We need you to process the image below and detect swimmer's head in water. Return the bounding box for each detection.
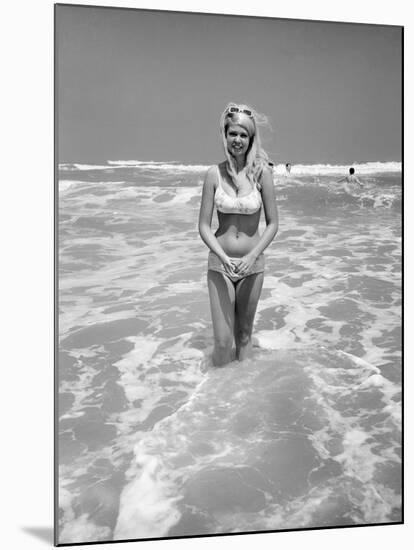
[285,163,291,172]
[349,167,355,174]
[219,102,271,187]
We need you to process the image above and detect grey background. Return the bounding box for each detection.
[56,5,402,164]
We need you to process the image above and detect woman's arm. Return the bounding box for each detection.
[249,166,279,258]
[198,166,228,261]
[233,167,278,275]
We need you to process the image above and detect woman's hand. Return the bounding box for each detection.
[232,252,257,276]
[221,255,239,278]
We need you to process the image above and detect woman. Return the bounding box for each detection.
[199,103,278,366]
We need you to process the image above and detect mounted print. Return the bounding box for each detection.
[55,3,403,545]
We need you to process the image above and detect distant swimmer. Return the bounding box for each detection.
[285,163,292,174]
[337,167,364,193]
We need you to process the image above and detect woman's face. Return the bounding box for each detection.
[226,123,251,159]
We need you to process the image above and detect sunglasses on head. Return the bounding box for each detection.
[227,106,253,117]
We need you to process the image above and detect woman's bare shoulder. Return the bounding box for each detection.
[204,165,220,187]
[206,164,220,175]
[259,165,274,187]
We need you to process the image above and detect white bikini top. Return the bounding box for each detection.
[214,165,262,215]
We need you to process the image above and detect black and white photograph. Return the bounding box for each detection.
[55,2,402,546]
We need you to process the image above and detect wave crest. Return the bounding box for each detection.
[59,160,401,175]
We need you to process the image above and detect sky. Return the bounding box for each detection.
[56,5,402,165]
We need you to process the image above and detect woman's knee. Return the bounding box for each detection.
[214,333,233,351]
[235,327,252,346]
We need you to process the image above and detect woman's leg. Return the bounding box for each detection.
[207,270,236,366]
[234,272,264,361]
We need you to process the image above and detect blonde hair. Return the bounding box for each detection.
[219,102,272,190]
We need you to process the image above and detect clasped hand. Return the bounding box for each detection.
[222,253,257,277]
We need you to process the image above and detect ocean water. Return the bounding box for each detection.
[57,161,402,544]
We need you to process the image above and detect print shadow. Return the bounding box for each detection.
[22,526,54,544]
